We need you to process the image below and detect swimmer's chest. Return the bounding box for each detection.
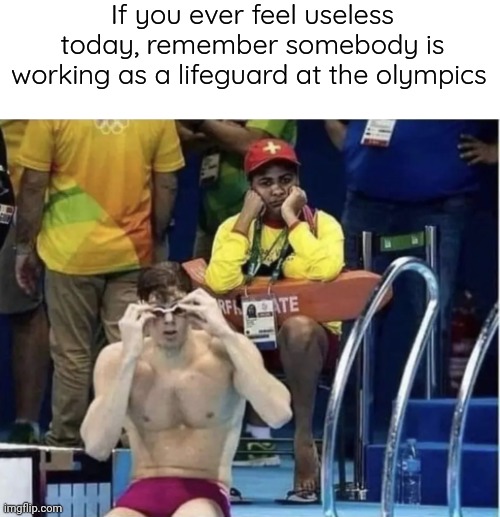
[128,357,235,430]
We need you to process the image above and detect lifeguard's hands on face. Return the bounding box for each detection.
[281,186,307,225]
[233,190,265,235]
[118,304,155,360]
[242,190,265,220]
[177,288,232,339]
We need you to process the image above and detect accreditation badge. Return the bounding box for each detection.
[200,151,220,185]
[361,119,396,147]
[241,295,278,350]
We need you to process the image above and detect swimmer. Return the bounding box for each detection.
[80,261,292,517]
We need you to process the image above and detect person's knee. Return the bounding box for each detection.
[279,316,323,353]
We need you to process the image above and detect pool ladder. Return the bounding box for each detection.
[322,254,498,517]
[321,256,440,517]
[447,302,498,517]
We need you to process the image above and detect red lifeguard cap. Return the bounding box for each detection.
[244,138,300,174]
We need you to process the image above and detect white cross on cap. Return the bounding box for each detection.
[263,141,281,154]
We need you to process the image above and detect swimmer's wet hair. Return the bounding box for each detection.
[137,262,192,303]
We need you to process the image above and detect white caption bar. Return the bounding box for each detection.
[0,0,498,118]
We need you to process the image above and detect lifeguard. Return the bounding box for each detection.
[203,138,344,503]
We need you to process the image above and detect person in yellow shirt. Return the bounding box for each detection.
[14,119,185,447]
[0,120,50,445]
[205,138,345,503]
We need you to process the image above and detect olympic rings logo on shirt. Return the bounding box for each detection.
[94,120,130,135]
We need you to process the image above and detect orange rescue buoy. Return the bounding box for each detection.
[182,259,392,330]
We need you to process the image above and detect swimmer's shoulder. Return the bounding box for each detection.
[199,329,254,372]
[91,342,127,384]
[95,340,151,374]
[192,329,233,366]
[95,341,124,367]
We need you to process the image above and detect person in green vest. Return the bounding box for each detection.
[178,120,297,471]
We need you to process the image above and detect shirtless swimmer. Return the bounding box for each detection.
[80,261,292,517]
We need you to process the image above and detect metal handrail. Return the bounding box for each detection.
[447,303,498,517]
[380,260,439,516]
[357,231,374,498]
[425,225,438,398]
[321,256,439,517]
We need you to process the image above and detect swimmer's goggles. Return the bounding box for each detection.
[147,301,186,317]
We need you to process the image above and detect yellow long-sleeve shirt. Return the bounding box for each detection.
[205,210,345,334]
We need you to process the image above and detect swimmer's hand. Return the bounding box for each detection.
[118,303,155,359]
[177,288,231,339]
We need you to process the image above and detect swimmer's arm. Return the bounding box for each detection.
[204,216,249,294]
[81,345,136,461]
[220,330,292,429]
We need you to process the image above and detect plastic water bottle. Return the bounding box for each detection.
[398,438,422,505]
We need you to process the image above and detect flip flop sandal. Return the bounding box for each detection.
[275,489,321,505]
[230,487,253,505]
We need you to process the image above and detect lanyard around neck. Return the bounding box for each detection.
[244,206,316,286]
[245,218,290,285]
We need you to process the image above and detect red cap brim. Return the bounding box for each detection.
[246,157,301,175]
